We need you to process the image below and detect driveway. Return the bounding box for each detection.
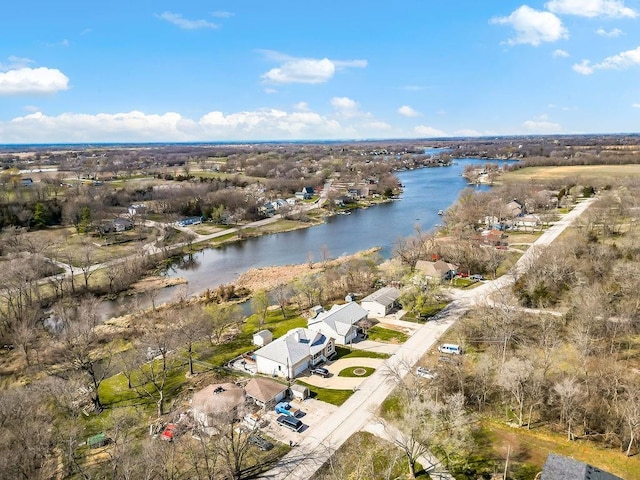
[297,357,385,390]
[259,397,338,447]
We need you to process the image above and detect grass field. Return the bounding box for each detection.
[500,164,640,183]
[470,419,640,480]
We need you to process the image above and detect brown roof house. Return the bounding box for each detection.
[192,382,246,435]
[415,260,458,280]
[244,377,288,409]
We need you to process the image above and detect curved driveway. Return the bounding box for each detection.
[259,198,595,480]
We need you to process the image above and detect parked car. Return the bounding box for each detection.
[275,401,300,417]
[470,274,485,281]
[438,343,463,355]
[310,367,330,378]
[161,423,178,442]
[249,434,274,451]
[276,415,304,432]
[457,272,469,278]
[416,367,437,379]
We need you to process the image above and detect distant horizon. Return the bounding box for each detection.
[3,1,640,143]
[2,132,640,152]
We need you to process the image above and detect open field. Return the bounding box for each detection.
[500,164,640,183]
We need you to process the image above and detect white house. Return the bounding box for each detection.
[360,286,401,317]
[308,302,368,345]
[513,214,541,231]
[254,328,334,379]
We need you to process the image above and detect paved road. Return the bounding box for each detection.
[259,197,595,480]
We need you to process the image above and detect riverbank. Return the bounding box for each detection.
[232,247,381,292]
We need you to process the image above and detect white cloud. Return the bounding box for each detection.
[574,46,640,74]
[632,103,640,108]
[553,49,570,57]
[260,51,367,84]
[398,105,421,117]
[0,109,357,142]
[523,119,562,132]
[414,125,447,137]
[331,96,358,110]
[597,27,624,37]
[0,67,69,95]
[157,12,219,30]
[1,56,34,70]
[546,0,637,18]
[211,11,234,18]
[491,6,568,46]
[293,102,310,111]
[573,60,594,74]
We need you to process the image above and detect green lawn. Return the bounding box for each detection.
[293,380,354,406]
[333,346,390,360]
[337,366,375,377]
[367,326,409,344]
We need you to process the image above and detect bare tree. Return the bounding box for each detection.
[178,305,209,376]
[54,297,112,413]
[553,377,585,441]
[135,321,180,417]
[251,290,270,330]
[205,303,243,345]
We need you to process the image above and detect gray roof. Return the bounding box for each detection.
[254,328,329,365]
[361,286,401,307]
[308,302,368,337]
[541,453,622,480]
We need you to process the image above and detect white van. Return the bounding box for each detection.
[438,343,463,355]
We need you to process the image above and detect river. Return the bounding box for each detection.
[102,158,499,318]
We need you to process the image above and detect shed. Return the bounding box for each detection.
[253,330,273,347]
[244,377,288,409]
[290,383,310,400]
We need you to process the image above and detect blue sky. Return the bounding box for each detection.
[1,0,640,143]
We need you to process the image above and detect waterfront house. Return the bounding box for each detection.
[295,186,315,200]
[254,328,334,379]
[360,286,401,317]
[415,260,458,280]
[307,302,368,345]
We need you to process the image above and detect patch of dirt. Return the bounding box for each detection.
[233,247,381,292]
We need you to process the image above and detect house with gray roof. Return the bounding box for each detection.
[308,302,368,345]
[254,328,334,379]
[361,286,401,317]
[541,453,622,480]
